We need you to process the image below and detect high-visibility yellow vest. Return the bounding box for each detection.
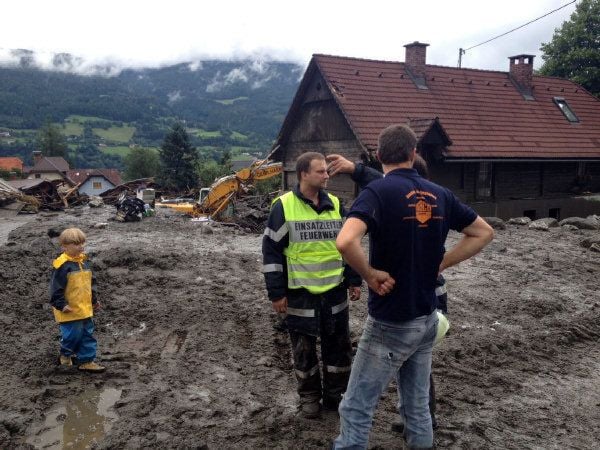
[279,191,344,294]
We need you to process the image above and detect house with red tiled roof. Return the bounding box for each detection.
[0,157,24,178]
[66,169,122,196]
[274,42,600,219]
[25,151,72,183]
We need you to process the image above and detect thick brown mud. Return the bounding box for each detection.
[0,206,598,449]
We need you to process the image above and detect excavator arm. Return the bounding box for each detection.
[192,160,282,218]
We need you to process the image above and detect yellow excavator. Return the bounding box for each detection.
[157,148,282,219]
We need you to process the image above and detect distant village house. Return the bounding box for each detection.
[0,157,24,179]
[21,151,122,195]
[66,169,122,196]
[274,42,600,220]
[24,151,71,182]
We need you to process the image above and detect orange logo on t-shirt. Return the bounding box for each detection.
[415,199,432,224]
[404,190,442,228]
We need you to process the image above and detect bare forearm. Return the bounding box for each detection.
[337,217,395,295]
[440,235,490,272]
[440,216,494,272]
[338,239,371,280]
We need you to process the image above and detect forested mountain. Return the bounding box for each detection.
[0,54,303,166]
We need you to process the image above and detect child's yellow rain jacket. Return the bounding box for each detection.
[49,253,96,323]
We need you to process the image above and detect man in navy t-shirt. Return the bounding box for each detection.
[332,124,493,450]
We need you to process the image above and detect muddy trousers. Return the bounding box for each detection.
[59,318,97,364]
[289,330,352,407]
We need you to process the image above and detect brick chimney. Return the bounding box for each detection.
[509,54,534,94]
[404,41,429,89]
[32,150,42,165]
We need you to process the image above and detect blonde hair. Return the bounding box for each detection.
[58,228,86,245]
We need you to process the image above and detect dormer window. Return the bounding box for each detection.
[553,97,579,122]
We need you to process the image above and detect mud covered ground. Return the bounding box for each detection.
[0,205,599,449]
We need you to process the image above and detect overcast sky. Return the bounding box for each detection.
[0,0,578,73]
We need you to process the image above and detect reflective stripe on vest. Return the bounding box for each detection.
[331,300,348,315]
[279,191,344,294]
[325,364,351,373]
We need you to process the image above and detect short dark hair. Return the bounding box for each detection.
[413,153,429,179]
[296,152,325,180]
[377,124,417,164]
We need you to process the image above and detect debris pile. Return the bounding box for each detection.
[115,194,146,222]
[22,180,87,211]
[100,178,157,205]
[230,193,278,233]
[1,179,87,213]
[0,179,21,205]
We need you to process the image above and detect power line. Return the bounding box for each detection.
[458,0,577,67]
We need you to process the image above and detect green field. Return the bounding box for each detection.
[63,122,84,136]
[63,115,135,142]
[214,97,248,105]
[191,128,222,138]
[100,146,159,157]
[230,131,248,140]
[93,126,136,143]
[99,146,131,157]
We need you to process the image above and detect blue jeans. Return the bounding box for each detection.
[334,312,437,449]
[59,318,97,364]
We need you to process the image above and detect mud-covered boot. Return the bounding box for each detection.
[78,361,106,373]
[300,401,321,419]
[59,355,73,367]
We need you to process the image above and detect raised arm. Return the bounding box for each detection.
[326,154,383,189]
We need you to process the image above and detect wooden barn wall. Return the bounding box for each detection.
[282,140,362,206]
[447,161,600,219]
[462,163,478,202]
[542,162,577,194]
[495,163,542,200]
[286,100,355,145]
[280,82,365,205]
[428,163,464,197]
[588,162,600,192]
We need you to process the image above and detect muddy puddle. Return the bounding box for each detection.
[26,387,122,449]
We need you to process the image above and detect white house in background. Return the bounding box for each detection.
[24,151,71,182]
[67,169,122,196]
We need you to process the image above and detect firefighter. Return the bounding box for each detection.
[262,152,362,419]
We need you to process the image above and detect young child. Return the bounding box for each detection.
[49,228,105,372]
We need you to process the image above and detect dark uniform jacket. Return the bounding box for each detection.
[262,186,361,336]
